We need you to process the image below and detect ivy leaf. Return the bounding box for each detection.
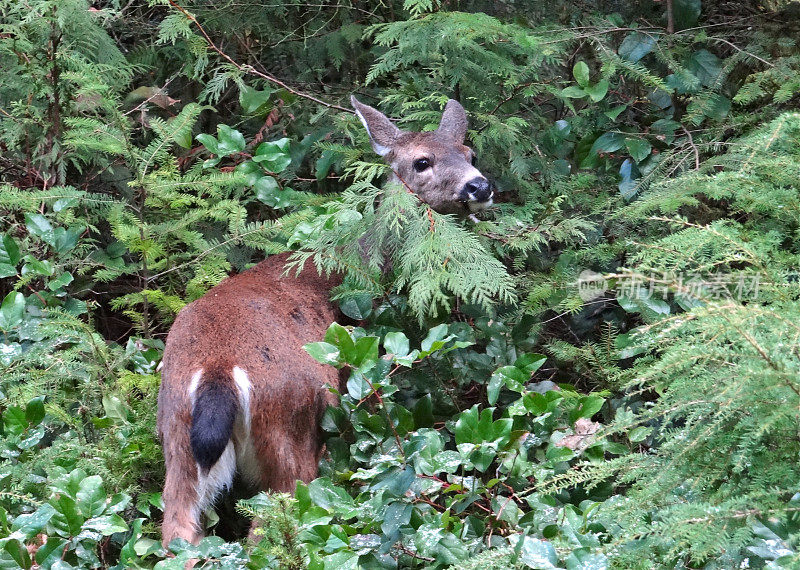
[304,342,340,366]
[510,534,558,569]
[0,291,25,330]
[0,235,21,266]
[216,124,246,155]
[673,0,701,30]
[561,86,587,99]
[584,79,609,102]
[383,332,410,357]
[625,138,652,162]
[239,84,273,115]
[25,213,54,246]
[253,138,292,173]
[195,133,220,155]
[619,31,656,62]
[573,61,590,87]
[254,176,291,208]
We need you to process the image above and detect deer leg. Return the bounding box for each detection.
[161,453,203,547]
[162,430,237,548]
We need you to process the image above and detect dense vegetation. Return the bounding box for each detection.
[1,0,800,567]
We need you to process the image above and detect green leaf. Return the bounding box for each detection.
[673,0,701,30]
[351,336,378,369]
[239,84,274,115]
[35,537,67,567]
[575,395,605,419]
[420,324,449,352]
[76,476,106,517]
[254,176,291,208]
[324,323,356,362]
[514,353,547,375]
[0,235,20,266]
[3,540,31,569]
[216,124,246,155]
[573,61,590,87]
[316,150,337,180]
[0,263,16,278]
[488,366,527,405]
[83,514,128,535]
[510,534,558,568]
[21,255,54,277]
[0,292,25,330]
[4,406,27,435]
[50,494,84,537]
[383,332,410,357]
[10,504,56,541]
[253,138,292,173]
[304,342,340,366]
[338,295,373,320]
[628,426,651,443]
[604,104,627,120]
[381,502,412,537]
[618,32,656,62]
[561,86,587,99]
[195,133,220,155]
[625,138,652,162]
[584,79,609,102]
[589,132,625,155]
[25,397,45,425]
[25,213,54,245]
[48,272,74,291]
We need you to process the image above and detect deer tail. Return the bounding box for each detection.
[190,370,239,473]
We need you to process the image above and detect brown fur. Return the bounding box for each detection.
[158,253,340,545]
[158,96,491,547]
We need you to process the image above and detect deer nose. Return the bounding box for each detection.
[460,177,493,202]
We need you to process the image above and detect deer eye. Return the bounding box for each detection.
[413,158,431,172]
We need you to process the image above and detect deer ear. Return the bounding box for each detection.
[351,96,402,156]
[437,99,468,143]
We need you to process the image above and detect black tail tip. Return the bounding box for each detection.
[190,383,238,472]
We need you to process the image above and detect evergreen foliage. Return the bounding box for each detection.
[1,0,800,568]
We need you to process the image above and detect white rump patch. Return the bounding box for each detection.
[231,367,261,486]
[187,369,203,404]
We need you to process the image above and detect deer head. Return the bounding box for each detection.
[351,96,493,215]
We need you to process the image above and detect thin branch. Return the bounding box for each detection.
[165,0,353,113]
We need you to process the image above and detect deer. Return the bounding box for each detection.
[157,95,494,547]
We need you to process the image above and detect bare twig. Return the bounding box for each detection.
[165,0,353,113]
[681,125,700,170]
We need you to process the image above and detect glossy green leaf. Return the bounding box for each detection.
[304,342,340,366]
[573,61,590,87]
[619,31,656,62]
[239,84,273,114]
[0,235,20,266]
[584,79,609,102]
[0,292,25,330]
[383,331,409,357]
[625,138,652,162]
